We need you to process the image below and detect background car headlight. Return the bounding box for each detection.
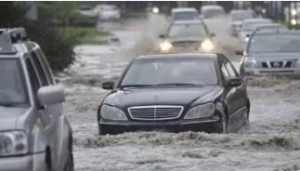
[160,41,173,52]
[244,57,258,68]
[101,104,128,121]
[0,131,28,156]
[184,103,215,119]
[200,39,214,52]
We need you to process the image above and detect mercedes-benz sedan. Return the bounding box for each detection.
[98,53,250,135]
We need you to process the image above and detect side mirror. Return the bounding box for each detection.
[38,85,65,106]
[209,33,216,38]
[159,34,166,39]
[235,50,244,56]
[102,81,114,90]
[227,78,242,87]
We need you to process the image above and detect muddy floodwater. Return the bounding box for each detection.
[58,14,300,171]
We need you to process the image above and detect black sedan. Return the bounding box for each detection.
[98,53,250,135]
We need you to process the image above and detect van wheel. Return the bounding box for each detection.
[64,149,74,171]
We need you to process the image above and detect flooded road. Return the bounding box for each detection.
[59,13,300,171]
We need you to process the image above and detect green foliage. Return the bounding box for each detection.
[38,2,80,27]
[0,2,79,72]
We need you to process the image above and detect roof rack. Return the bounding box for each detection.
[0,27,28,54]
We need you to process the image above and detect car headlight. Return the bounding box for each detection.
[244,57,257,68]
[0,131,28,156]
[200,39,214,52]
[160,41,173,52]
[184,103,215,119]
[100,104,128,121]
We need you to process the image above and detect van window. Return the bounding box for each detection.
[31,52,48,86]
[26,59,40,101]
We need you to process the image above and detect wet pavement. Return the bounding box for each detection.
[59,13,300,171]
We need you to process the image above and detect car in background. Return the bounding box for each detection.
[97,4,121,21]
[237,30,300,76]
[201,5,225,19]
[158,20,215,53]
[0,28,73,171]
[239,18,272,44]
[230,9,255,36]
[98,53,250,135]
[170,8,201,21]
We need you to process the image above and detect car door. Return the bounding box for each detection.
[29,52,59,169]
[222,56,247,128]
[32,49,68,170]
[25,56,54,146]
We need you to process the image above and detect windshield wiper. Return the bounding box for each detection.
[0,103,20,107]
[120,84,154,89]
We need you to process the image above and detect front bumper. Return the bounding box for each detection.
[244,67,300,76]
[99,117,221,133]
[0,152,46,171]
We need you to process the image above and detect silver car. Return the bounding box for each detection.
[229,9,254,36]
[0,28,73,171]
[237,30,300,76]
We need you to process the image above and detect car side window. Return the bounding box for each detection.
[221,62,230,80]
[26,59,40,101]
[35,49,54,85]
[31,52,49,86]
[225,62,238,77]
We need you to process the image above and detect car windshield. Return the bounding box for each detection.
[0,59,28,105]
[121,58,218,87]
[231,11,253,21]
[249,34,300,53]
[243,21,272,31]
[173,12,199,20]
[168,24,207,38]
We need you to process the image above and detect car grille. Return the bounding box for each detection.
[128,106,184,121]
[261,61,294,68]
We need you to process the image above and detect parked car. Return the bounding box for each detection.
[239,18,272,44]
[201,5,225,19]
[98,53,250,135]
[237,30,300,76]
[158,20,215,53]
[97,4,121,21]
[170,8,201,21]
[0,28,73,171]
[230,9,255,36]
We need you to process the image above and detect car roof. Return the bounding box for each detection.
[172,8,198,13]
[137,53,217,60]
[243,18,271,23]
[255,23,288,30]
[253,29,300,36]
[172,20,204,25]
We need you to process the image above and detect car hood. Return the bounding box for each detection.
[0,107,30,130]
[248,52,300,61]
[103,86,223,108]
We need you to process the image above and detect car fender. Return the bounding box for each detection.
[53,115,72,170]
